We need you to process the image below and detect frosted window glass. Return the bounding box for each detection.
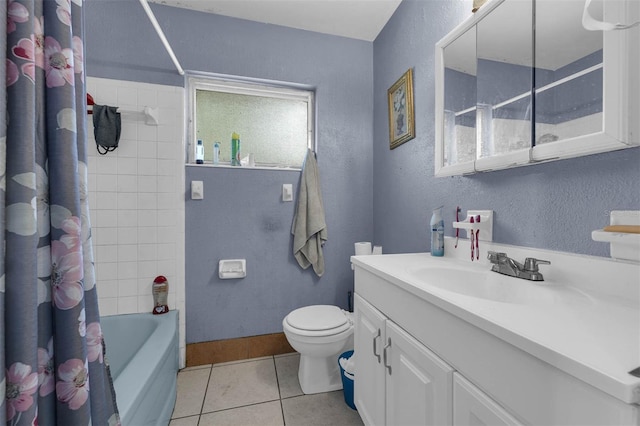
[195,89,309,168]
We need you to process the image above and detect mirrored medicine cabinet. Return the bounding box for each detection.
[434,0,639,177]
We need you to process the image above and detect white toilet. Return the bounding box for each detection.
[282,305,354,394]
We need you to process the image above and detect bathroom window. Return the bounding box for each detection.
[187,75,315,169]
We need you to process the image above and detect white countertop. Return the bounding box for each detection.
[351,238,640,404]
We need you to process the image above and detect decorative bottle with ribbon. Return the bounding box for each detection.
[152,275,169,315]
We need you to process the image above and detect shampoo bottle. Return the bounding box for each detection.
[213,142,220,164]
[196,139,204,164]
[231,132,241,166]
[430,206,445,256]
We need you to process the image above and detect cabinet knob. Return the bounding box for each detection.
[373,329,382,363]
[383,338,392,375]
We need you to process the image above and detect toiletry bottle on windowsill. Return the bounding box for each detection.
[213,142,220,164]
[196,139,204,164]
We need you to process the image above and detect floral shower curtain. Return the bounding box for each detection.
[1,0,119,424]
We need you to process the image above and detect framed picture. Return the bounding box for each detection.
[387,68,415,149]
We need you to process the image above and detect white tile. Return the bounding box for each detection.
[138,295,154,314]
[138,210,157,227]
[138,260,158,279]
[117,210,138,227]
[137,140,158,159]
[162,109,183,127]
[157,176,176,193]
[118,227,138,244]
[94,227,119,245]
[158,193,179,210]
[117,296,138,314]
[117,244,138,262]
[117,87,138,106]
[96,174,118,192]
[157,210,177,226]
[138,227,158,244]
[118,157,138,175]
[138,124,158,142]
[172,368,211,418]
[95,156,119,175]
[157,90,181,109]
[157,159,177,176]
[138,193,158,210]
[98,298,118,316]
[117,193,138,210]
[169,415,199,426]
[95,86,117,105]
[96,245,118,263]
[96,279,119,298]
[138,88,157,106]
[118,279,138,298]
[203,358,279,412]
[96,210,118,228]
[157,259,176,277]
[138,244,157,261]
[138,158,157,176]
[95,261,118,281]
[157,127,180,144]
[137,278,153,297]
[157,141,177,159]
[96,192,118,210]
[118,262,138,280]
[116,139,138,158]
[157,243,176,260]
[157,227,177,243]
[117,174,138,192]
[199,401,284,426]
[138,175,158,193]
[121,122,138,141]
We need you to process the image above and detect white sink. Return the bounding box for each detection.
[407,265,593,306]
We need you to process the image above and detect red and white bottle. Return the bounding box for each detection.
[152,275,169,315]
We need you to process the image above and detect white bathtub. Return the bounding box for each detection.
[101,311,179,426]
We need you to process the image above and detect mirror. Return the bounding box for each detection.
[435,0,638,177]
[443,28,477,167]
[476,0,533,158]
[534,0,603,146]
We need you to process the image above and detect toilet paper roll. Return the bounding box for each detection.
[355,242,372,256]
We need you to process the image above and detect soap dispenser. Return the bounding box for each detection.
[430,206,445,256]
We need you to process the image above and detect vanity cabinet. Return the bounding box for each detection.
[453,373,522,426]
[352,256,639,426]
[354,294,454,426]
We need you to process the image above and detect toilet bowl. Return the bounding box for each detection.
[282,305,354,394]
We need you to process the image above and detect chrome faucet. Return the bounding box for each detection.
[487,251,550,281]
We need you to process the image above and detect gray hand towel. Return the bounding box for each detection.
[292,149,327,277]
[93,104,121,155]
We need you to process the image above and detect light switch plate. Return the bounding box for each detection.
[191,181,204,200]
[282,184,293,202]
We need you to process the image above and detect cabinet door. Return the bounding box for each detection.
[453,373,522,426]
[385,321,454,426]
[354,294,387,426]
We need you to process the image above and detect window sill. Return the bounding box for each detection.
[186,162,301,172]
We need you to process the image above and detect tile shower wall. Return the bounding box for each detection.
[85,77,186,365]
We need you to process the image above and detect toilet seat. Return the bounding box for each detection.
[285,305,352,337]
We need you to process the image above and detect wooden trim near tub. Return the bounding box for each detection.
[186,332,295,367]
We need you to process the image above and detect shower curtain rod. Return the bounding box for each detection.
[139,0,185,76]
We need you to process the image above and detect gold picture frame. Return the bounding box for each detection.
[388,68,415,149]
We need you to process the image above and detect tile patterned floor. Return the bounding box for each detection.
[170,353,363,426]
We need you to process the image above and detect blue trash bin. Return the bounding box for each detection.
[338,350,356,410]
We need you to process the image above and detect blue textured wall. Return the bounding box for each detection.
[85,1,374,343]
[372,0,640,256]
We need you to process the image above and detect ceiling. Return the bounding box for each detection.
[149,0,403,42]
